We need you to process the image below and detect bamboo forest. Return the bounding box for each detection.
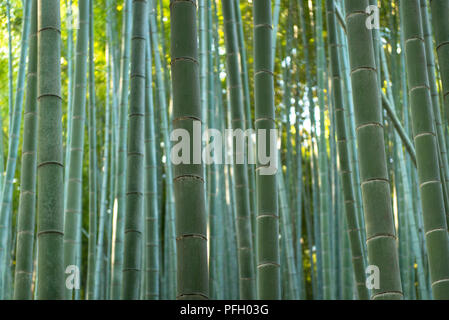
[1,0,449,302]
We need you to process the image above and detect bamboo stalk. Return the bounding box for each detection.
[36,0,64,299]
[401,0,449,299]
[325,0,369,300]
[170,0,208,300]
[222,0,256,299]
[13,0,37,300]
[111,0,132,299]
[254,0,280,300]
[121,0,147,300]
[345,0,403,300]
[0,0,31,296]
[62,0,89,300]
[144,17,159,300]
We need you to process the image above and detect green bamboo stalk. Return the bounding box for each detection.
[341,214,354,299]
[234,0,252,132]
[430,0,449,140]
[121,0,147,300]
[66,0,74,129]
[13,0,37,300]
[345,0,403,300]
[297,0,324,298]
[271,0,281,66]
[93,31,112,303]
[283,2,294,226]
[278,154,299,300]
[394,132,411,299]
[315,0,333,299]
[227,95,242,300]
[234,0,257,256]
[103,40,114,300]
[207,0,221,300]
[111,0,132,299]
[64,0,74,217]
[149,0,176,298]
[105,8,120,297]
[198,0,208,214]
[6,0,13,136]
[0,0,31,296]
[199,0,207,136]
[86,0,98,299]
[302,173,317,299]
[222,0,256,300]
[421,0,449,218]
[401,0,449,299]
[254,0,280,300]
[395,132,429,299]
[157,0,171,104]
[369,0,381,96]
[36,0,64,299]
[62,0,89,300]
[398,2,428,280]
[144,26,159,300]
[337,11,366,252]
[170,0,208,300]
[293,71,305,300]
[325,0,369,300]
[380,36,430,299]
[211,1,226,299]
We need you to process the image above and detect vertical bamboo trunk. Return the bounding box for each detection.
[86,0,98,299]
[105,9,120,296]
[111,0,132,299]
[380,38,431,299]
[0,0,31,296]
[234,0,257,245]
[62,0,89,300]
[420,0,449,200]
[222,0,256,300]
[150,0,176,298]
[212,0,226,299]
[401,0,449,299]
[325,0,369,300]
[6,0,13,136]
[13,0,38,300]
[337,11,366,251]
[93,41,112,300]
[64,0,74,219]
[170,0,208,300]
[121,0,147,300]
[315,0,333,299]
[344,0,403,300]
[207,0,222,300]
[430,0,449,143]
[92,61,111,300]
[253,0,280,300]
[36,0,64,300]
[144,26,159,300]
[199,0,207,148]
[294,72,305,300]
[271,0,281,64]
[278,155,299,299]
[298,0,324,298]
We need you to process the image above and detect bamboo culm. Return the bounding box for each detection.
[13,0,38,300]
[345,0,403,300]
[36,0,65,300]
[401,0,449,299]
[253,0,280,300]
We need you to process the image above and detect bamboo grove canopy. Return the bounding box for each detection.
[0,0,448,300]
